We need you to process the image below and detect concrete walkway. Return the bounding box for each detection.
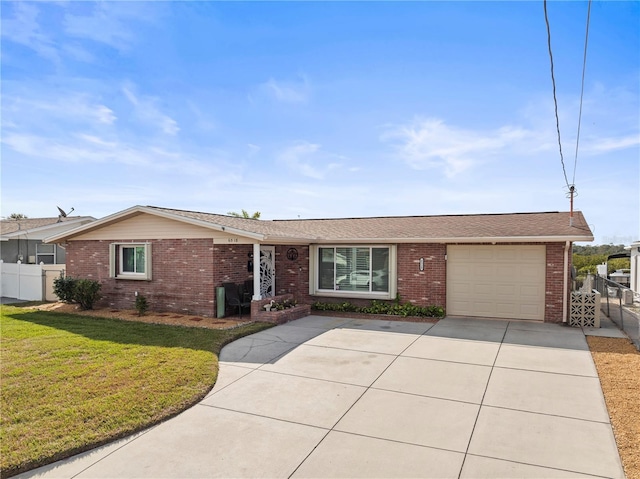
[19,316,624,478]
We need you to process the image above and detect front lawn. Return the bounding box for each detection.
[0,306,272,477]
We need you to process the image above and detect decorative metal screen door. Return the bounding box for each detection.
[260,246,275,297]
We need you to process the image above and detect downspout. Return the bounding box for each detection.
[562,240,570,323]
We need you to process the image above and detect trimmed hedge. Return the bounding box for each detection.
[312,299,445,318]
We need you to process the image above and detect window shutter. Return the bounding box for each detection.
[145,243,152,280]
[109,243,117,278]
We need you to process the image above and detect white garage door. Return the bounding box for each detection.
[446,245,546,321]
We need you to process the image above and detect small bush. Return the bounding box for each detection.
[53,275,76,303]
[73,279,101,310]
[135,295,149,316]
[312,300,445,318]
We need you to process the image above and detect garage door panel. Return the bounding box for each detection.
[520,248,545,262]
[449,282,471,295]
[496,248,518,261]
[447,245,545,321]
[475,283,494,295]
[520,284,542,298]
[496,302,518,316]
[494,284,516,298]
[475,301,496,316]
[521,303,543,316]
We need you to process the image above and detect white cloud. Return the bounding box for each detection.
[63,2,158,51]
[1,3,60,63]
[122,84,179,136]
[187,101,217,132]
[583,134,640,155]
[3,92,116,129]
[381,117,540,177]
[275,141,353,180]
[2,132,150,166]
[247,143,261,154]
[261,76,310,104]
[277,141,324,179]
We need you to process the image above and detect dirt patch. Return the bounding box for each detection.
[30,302,250,330]
[587,336,640,479]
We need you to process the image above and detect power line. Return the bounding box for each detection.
[573,0,592,186]
[543,0,570,190]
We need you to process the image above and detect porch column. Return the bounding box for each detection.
[252,243,262,300]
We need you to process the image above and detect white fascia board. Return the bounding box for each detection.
[146,207,265,240]
[7,218,96,241]
[45,206,146,243]
[309,235,594,244]
[45,205,265,243]
[263,235,319,244]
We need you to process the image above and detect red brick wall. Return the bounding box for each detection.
[67,239,571,322]
[304,242,570,323]
[545,242,571,323]
[397,243,447,308]
[66,239,254,317]
[274,245,313,304]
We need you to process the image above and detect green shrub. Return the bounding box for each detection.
[312,300,445,318]
[73,279,102,310]
[53,275,76,303]
[135,295,149,316]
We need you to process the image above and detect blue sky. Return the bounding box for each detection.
[1,1,638,245]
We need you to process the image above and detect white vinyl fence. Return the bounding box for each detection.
[0,261,65,301]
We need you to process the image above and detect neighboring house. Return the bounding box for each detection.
[45,206,593,323]
[1,216,96,264]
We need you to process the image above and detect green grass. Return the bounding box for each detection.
[0,306,273,477]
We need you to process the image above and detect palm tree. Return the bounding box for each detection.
[227,209,261,219]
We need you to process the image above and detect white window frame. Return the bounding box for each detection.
[36,243,56,264]
[309,244,396,300]
[109,243,152,280]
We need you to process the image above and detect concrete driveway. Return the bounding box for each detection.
[19,316,624,478]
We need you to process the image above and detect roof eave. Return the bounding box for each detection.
[45,206,265,243]
[147,207,265,240]
[308,235,594,244]
[5,217,95,240]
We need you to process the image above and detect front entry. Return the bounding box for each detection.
[260,246,275,297]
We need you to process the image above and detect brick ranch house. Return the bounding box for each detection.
[46,206,593,323]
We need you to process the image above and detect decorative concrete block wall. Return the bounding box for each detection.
[569,290,601,328]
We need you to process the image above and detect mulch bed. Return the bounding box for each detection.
[30,303,251,330]
[587,336,640,479]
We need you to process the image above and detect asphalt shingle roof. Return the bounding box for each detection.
[1,216,93,236]
[273,211,593,241]
[149,207,593,242]
[45,206,593,243]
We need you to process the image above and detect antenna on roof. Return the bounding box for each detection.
[566,186,576,227]
[57,206,74,222]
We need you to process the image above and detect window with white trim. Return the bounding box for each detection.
[109,243,152,280]
[36,243,56,264]
[312,245,395,298]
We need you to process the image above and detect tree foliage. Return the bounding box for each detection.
[572,244,627,256]
[227,209,261,219]
[572,244,630,276]
[8,213,28,220]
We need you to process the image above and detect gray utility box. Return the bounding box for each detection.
[216,287,225,318]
